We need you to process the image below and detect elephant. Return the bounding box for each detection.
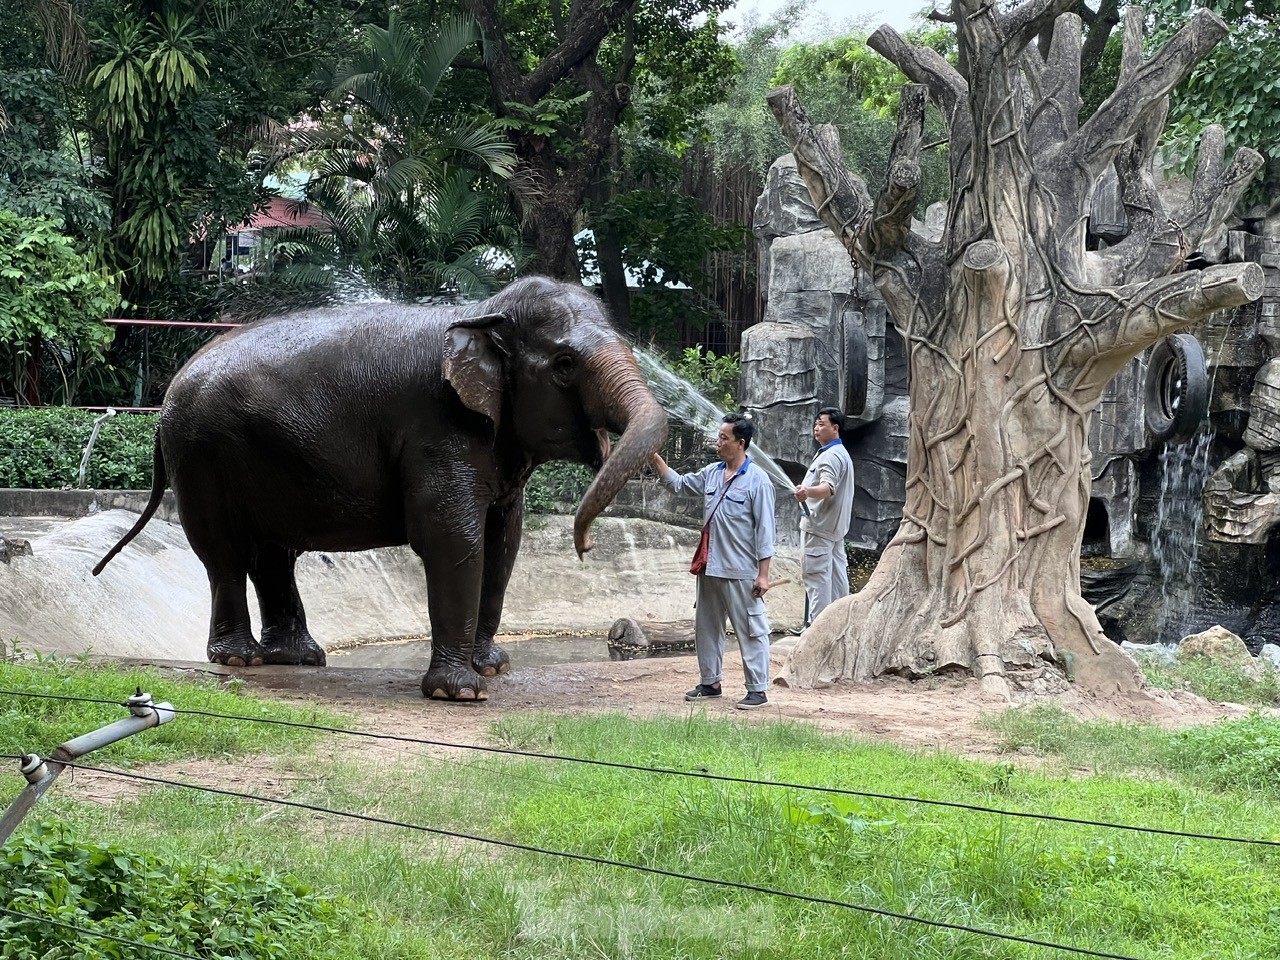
[93,276,668,700]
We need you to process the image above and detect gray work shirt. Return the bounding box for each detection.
[800,439,855,542]
[660,457,777,581]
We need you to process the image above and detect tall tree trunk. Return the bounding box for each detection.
[769,3,1264,696]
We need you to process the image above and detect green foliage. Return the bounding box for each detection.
[0,653,341,763]
[24,705,1280,959]
[701,16,951,209]
[0,408,154,488]
[0,823,348,959]
[277,14,522,302]
[0,70,111,236]
[1149,0,1280,194]
[670,344,740,409]
[1139,652,1280,707]
[584,189,745,342]
[0,212,120,405]
[524,462,595,515]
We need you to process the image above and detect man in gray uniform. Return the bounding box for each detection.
[795,406,855,623]
[650,413,777,710]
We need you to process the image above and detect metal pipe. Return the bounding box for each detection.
[0,692,176,845]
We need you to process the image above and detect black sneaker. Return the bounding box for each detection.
[736,691,768,710]
[684,683,722,701]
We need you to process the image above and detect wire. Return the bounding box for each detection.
[0,906,203,960]
[60,758,1145,960]
[0,742,1233,942]
[2,688,1275,849]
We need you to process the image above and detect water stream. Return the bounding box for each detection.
[1151,429,1214,644]
[634,347,797,493]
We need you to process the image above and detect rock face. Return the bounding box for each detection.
[1177,625,1251,665]
[745,149,912,549]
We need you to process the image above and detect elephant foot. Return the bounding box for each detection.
[473,643,511,678]
[421,664,488,702]
[261,629,327,666]
[208,634,265,668]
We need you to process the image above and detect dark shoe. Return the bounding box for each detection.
[685,683,722,701]
[736,691,768,710]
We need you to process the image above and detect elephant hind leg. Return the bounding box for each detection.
[207,570,264,667]
[250,544,325,666]
[473,496,524,678]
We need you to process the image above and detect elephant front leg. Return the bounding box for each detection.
[473,495,525,678]
[417,525,489,701]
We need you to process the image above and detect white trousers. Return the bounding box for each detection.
[694,576,771,692]
[801,532,848,622]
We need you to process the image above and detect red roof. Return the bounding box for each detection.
[228,197,331,233]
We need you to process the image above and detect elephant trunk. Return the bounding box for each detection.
[575,347,668,558]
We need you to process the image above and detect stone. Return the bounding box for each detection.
[1260,643,1280,669]
[1120,640,1177,666]
[1244,359,1280,450]
[1204,448,1280,544]
[740,323,819,407]
[0,537,32,564]
[1177,625,1251,664]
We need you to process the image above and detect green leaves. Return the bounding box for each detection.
[0,408,154,488]
[0,211,120,402]
[0,823,349,959]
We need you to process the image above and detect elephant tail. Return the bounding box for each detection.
[92,435,168,576]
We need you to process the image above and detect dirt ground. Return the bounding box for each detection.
[61,639,1259,808]
[101,635,1258,762]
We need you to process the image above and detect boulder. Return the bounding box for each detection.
[1177,625,1251,664]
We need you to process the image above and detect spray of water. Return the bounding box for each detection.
[1151,429,1214,643]
[634,347,798,495]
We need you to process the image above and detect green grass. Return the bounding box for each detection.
[983,702,1280,795]
[0,650,344,764]
[1136,652,1280,707]
[11,708,1277,960]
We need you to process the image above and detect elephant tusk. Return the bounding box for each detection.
[596,428,612,464]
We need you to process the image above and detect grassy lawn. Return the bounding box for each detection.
[1,660,1278,959]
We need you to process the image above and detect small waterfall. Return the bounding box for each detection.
[634,347,796,493]
[1152,429,1214,643]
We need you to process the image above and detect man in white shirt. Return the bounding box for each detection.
[794,407,855,624]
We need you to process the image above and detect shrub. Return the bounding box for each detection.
[0,823,349,959]
[0,407,157,489]
[0,211,121,405]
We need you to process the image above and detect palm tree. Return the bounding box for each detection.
[268,13,525,302]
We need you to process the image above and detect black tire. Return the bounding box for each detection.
[1144,333,1209,444]
[844,320,869,417]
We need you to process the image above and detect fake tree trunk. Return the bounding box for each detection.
[769,3,1264,695]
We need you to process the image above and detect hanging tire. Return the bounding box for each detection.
[844,320,868,417]
[1144,333,1209,444]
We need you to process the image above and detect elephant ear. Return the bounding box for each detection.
[443,311,510,430]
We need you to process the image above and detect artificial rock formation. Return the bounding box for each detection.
[768,3,1264,695]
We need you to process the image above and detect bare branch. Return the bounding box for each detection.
[1026,13,1082,151]
[1004,0,1081,56]
[870,84,927,258]
[1071,9,1228,184]
[1178,127,1265,252]
[868,26,973,201]
[765,85,872,264]
[1071,263,1264,372]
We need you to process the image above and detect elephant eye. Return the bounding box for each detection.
[553,353,576,381]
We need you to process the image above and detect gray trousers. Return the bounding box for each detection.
[802,531,849,622]
[694,575,771,692]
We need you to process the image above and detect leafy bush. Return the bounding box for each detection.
[0,823,349,959]
[0,408,157,489]
[524,462,594,514]
[670,344,740,410]
[0,211,122,405]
